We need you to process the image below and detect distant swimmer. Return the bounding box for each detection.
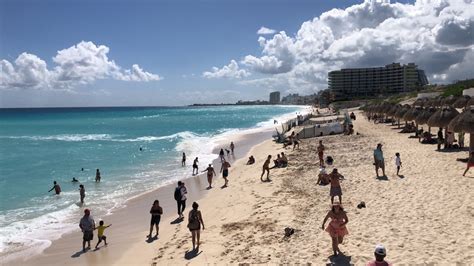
[72,177,79,182]
[260,155,272,182]
[230,142,235,154]
[202,164,217,189]
[139,147,143,151]
[192,157,199,175]
[79,184,85,204]
[95,169,101,182]
[274,119,278,124]
[182,152,186,167]
[48,181,61,195]
[81,168,84,172]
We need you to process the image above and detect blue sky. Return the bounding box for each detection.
[1,0,472,107]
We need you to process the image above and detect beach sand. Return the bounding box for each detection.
[13,110,474,265]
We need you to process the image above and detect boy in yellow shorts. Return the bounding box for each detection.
[95,220,112,249]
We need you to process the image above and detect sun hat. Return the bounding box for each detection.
[374,244,386,256]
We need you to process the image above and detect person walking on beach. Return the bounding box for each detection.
[182,152,186,166]
[329,168,344,204]
[192,157,199,175]
[95,220,111,249]
[318,140,325,166]
[220,159,231,187]
[321,202,349,257]
[79,184,85,204]
[95,169,101,182]
[437,128,444,151]
[202,164,217,189]
[147,200,163,238]
[174,181,187,218]
[79,209,95,252]
[230,142,235,155]
[260,155,272,182]
[293,133,300,150]
[463,151,474,176]
[395,153,402,176]
[373,144,386,177]
[366,244,392,266]
[187,202,205,251]
[219,149,225,162]
[48,181,61,195]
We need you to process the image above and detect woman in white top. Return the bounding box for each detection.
[395,153,402,176]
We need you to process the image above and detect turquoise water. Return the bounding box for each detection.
[0,105,305,259]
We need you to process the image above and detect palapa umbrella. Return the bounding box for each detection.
[403,106,423,122]
[413,98,426,107]
[415,107,436,134]
[427,106,460,149]
[448,107,474,151]
[467,97,474,107]
[394,104,411,128]
[453,95,471,108]
[442,95,457,106]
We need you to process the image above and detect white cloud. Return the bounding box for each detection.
[237,0,474,94]
[0,41,161,90]
[257,26,277,35]
[202,60,250,79]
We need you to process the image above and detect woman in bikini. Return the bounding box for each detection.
[321,203,349,257]
[260,155,271,182]
[202,164,216,189]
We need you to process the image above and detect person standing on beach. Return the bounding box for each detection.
[220,159,231,187]
[329,168,344,204]
[318,140,325,166]
[175,181,187,218]
[202,164,217,189]
[182,152,186,166]
[147,200,163,238]
[192,157,199,175]
[395,153,402,176]
[366,244,392,266]
[373,144,386,177]
[260,155,272,182]
[437,128,444,151]
[219,149,225,162]
[293,133,300,150]
[187,202,205,251]
[79,184,85,204]
[48,181,61,195]
[79,209,95,252]
[321,203,349,257]
[463,151,474,176]
[230,142,235,155]
[95,169,101,182]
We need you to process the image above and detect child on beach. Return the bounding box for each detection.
[95,220,112,248]
[395,153,402,176]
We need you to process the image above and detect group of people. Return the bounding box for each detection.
[79,209,112,252]
[48,169,103,206]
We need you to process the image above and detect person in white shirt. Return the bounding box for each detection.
[395,153,402,176]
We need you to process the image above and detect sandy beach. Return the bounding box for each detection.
[11,110,474,265]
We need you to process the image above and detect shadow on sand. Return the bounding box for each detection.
[397,174,405,179]
[376,175,388,181]
[326,254,353,266]
[184,249,202,260]
[71,249,87,258]
[146,235,158,243]
[170,217,184,224]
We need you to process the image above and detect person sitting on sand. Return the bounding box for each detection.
[260,155,272,182]
[329,168,344,204]
[48,181,61,195]
[147,200,163,239]
[95,169,101,182]
[188,202,205,251]
[220,159,231,187]
[463,151,474,176]
[318,140,325,166]
[202,164,217,189]
[317,166,330,185]
[321,202,349,257]
[271,154,282,169]
[280,152,288,167]
[366,244,392,266]
[79,209,95,252]
[79,184,85,204]
[246,156,255,165]
[95,220,111,249]
[373,144,385,177]
[192,157,199,175]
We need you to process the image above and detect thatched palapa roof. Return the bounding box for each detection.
[415,107,436,125]
[453,95,471,108]
[403,107,423,121]
[427,106,460,128]
[394,104,411,119]
[448,107,474,133]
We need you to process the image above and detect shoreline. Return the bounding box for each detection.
[8,109,305,265]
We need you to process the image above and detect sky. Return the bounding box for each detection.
[0,0,473,107]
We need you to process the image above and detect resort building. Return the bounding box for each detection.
[328,63,428,101]
[269,91,280,104]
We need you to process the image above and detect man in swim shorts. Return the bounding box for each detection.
[79,209,95,252]
[220,159,231,187]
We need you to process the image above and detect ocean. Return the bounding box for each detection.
[0,105,306,260]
